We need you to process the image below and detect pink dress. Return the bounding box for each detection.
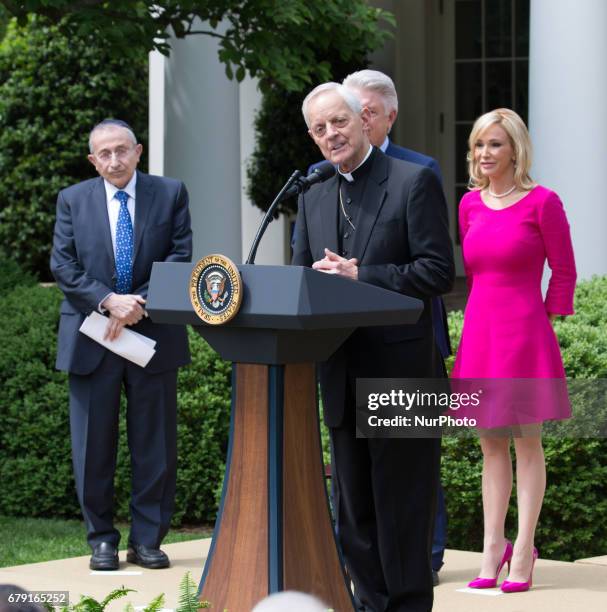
[451,185,577,427]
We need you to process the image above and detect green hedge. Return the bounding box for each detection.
[0,17,148,280]
[1,275,606,560]
[442,276,607,561]
[0,283,230,525]
[0,254,37,296]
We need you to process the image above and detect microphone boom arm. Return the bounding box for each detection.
[245,169,302,265]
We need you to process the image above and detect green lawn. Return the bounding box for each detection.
[0,516,212,568]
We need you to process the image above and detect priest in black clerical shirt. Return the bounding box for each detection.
[292,82,454,612]
[336,145,374,260]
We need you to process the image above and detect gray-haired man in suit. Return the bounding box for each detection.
[51,119,192,570]
[292,83,454,612]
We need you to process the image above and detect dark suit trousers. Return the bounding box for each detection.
[330,335,442,612]
[68,350,177,549]
[332,417,440,612]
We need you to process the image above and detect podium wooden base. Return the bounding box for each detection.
[199,363,354,611]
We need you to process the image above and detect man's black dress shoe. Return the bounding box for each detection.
[432,570,440,586]
[126,542,170,569]
[90,542,119,571]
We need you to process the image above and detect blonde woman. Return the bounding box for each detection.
[452,109,576,592]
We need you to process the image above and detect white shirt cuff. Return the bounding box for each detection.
[98,292,114,313]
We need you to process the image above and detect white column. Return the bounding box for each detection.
[148,50,165,176]
[239,77,288,264]
[393,0,430,154]
[163,21,243,263]
[529,0,607,280]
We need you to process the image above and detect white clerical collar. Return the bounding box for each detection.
[380,136,390,153]
[104,171,137,202]
[338,145,373,183]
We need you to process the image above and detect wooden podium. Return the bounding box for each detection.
[147,263,422,611]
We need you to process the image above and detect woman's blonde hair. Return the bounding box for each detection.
[467,108,535,191]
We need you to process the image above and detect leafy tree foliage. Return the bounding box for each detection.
[0,4,9,39]
[2,0,393,92]
[0,17,148,279]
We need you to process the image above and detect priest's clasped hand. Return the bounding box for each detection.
[312,248,358,280]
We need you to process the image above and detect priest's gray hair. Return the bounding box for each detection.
[302,82,362,128]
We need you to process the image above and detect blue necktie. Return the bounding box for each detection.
[114,190,133,294]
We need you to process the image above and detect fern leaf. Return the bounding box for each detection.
[176,571,204,612]
[99,586,135,609]
[142,593,166,612]
[71,594,102,611]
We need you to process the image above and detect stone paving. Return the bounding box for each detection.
[1,539,605,611]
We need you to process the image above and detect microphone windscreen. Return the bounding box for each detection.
[312,161,337,181]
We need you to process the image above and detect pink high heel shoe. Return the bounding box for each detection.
[501,547,539,593]
[468,540,513,589]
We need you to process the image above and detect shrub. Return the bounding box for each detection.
[0,285,74,517]
[555,276,607,378]
[246,86,320,217]
[0,253,37,295]
[0,284,230,525]
[442,275,607,561]
[1,277,606,561]
[0,17,148,280]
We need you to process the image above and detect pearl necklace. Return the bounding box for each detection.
[488,184,517,198]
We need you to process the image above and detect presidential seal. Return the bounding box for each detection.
[189,254,243,325]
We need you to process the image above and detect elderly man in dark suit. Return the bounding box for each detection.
[309,70,450,359]
[50,119,192,571]
[292,84,454,611]
[309,71,450,585]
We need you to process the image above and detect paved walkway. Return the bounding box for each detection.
[0,539,210,611]
[1,540,605,611]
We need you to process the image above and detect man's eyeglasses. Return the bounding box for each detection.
[94,147,136,163]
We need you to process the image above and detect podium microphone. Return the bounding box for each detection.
[279,161,336,201]
[246,163,337,265]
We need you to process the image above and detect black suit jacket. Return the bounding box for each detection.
[50,170,192,375]
[292,149,454,426]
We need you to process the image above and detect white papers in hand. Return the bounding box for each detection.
[79,311,157,368]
